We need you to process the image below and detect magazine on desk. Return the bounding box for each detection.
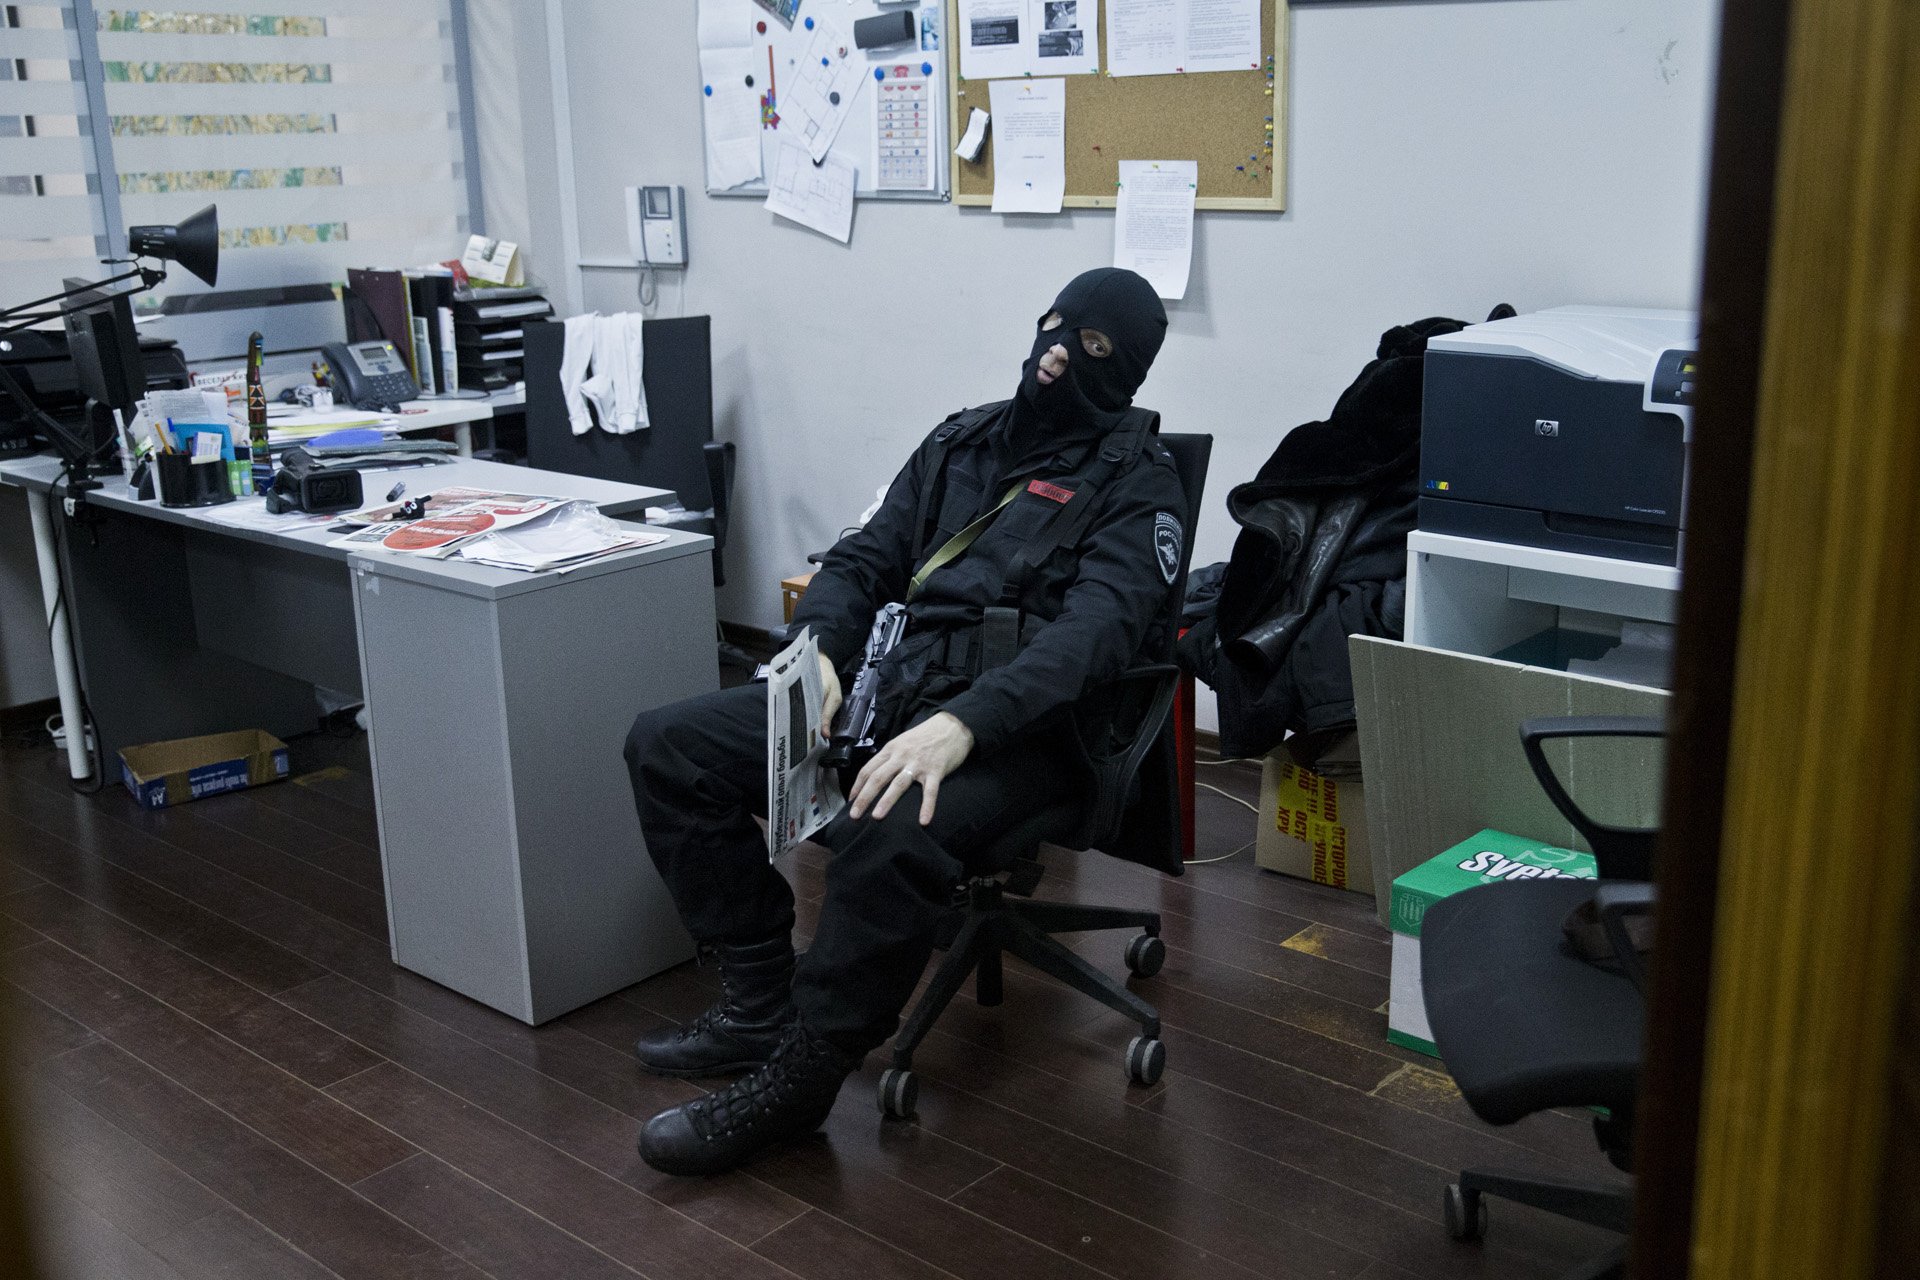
[330,487,666,570]
[329,489,572,558]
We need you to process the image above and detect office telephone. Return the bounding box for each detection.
[321,340,419,409]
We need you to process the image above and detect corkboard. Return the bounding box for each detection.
[947,0,1287,211]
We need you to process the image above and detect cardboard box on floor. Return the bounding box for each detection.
[1387,828,1596,1055]
[119,728,289,809]
[1348,635,1668,928]
[1255,731,1373,895]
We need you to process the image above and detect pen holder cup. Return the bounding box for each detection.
[154,453,236,508]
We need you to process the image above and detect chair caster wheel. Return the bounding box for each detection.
[877,1067,918,1119]
[1124,1036,1165,1086]
[1443,1183,1486,1242]
[1125,933,1165,978]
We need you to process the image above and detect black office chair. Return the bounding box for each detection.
[522,316,736,588]
[876,432,1213,1118]
[1421,716,1664,1280]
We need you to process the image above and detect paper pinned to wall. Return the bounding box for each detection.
[786,11,868,162]
[988,77,1065,213]
[1109,0,1262,77]
[764,139,857,242]
[700,46,765,190]
[697,0,753,50]
[960,0,1098,79]
[1114,159,1197,299]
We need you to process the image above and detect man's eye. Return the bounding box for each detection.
[1083,334,1111,357]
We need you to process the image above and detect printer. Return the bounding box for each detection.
[1419,305,1698,566]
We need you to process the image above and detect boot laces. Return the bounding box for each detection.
[687,1028,832,1139]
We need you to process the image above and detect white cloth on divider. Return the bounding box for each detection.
[560,312,597,435]
[563,312,650,436]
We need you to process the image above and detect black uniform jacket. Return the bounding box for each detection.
[791,400,1187,761]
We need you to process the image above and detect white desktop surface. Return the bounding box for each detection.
[0,454,693,599]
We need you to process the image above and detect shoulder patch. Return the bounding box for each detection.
[1154,511,1183,584]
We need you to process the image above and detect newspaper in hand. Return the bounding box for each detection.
[767,627,846,861]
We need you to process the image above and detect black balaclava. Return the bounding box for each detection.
[1013,268,1167,438]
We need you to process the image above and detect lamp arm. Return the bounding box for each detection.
[0,264,164,342]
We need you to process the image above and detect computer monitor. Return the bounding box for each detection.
[62,281,143,417]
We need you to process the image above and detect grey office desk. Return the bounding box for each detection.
[0,455,713,1022]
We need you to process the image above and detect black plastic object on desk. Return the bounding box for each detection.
[154,452,235,508]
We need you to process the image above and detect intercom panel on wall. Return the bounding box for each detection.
[625,185,687,268]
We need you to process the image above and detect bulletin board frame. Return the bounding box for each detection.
[946,0,1289,211]
[702,0,951,202]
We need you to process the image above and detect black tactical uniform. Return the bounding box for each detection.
[625,268,1185,1175]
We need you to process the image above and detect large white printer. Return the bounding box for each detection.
[1419,305,1699,566]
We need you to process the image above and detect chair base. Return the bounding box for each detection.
[1449,1168,1632,1280]
[879,877,1163,1116]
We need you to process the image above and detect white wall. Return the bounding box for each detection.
[514,0,1719,727]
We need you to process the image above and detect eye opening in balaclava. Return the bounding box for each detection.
[1018,267,1167,428]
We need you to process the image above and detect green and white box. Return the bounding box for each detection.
[1387,829,1596,1056]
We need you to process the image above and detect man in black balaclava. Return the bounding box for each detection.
[623,268,1187,1175]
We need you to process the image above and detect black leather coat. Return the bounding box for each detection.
[1180,316,1471,764]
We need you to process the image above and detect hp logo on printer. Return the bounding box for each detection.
[1534,419,1561,438]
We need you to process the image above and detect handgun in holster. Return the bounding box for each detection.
[822,602,908,771]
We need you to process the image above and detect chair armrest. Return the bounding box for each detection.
[702,440,736,552]
[1519,716,1666,880]
[1071,664,1179,848]
[1594,882,1656,994]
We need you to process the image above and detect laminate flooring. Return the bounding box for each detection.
[0,732,1622,1279]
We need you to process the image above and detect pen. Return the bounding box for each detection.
[386,481,406,502]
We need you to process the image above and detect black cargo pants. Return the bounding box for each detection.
[625,682,1079,1055]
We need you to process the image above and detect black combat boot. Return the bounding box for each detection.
[634,935,796,1078]
[638,1020,856,1175]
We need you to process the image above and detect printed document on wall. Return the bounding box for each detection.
[697,0,753,50]
[1114,160,1197,299]
[700,47,764,190]
[988,78,1065,213]
[1109,0,1262,76]
[786,11,867,161]
[767,628,844,860]
[961,0,1098,79]
[764,139,857,241]
[960,0,1030,79]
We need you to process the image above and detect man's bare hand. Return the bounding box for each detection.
[817,651,843,742]
[849,712,975,826]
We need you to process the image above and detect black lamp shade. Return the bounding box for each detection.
[127,204,219,287]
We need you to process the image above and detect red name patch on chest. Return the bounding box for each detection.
[1027,479,1076,504]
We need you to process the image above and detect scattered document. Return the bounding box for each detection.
[1109,0,1262,77]
[196,496,336,532]
[955,107,990,161]
[787,11,867,162]
[702,46,766,191]
[1114,160,1197,299]
[960,0,1099,78]
[766,627,845,860]
[764,139,857,242]
[989,78,1066,213]
[697,0,753,49]
[457,504,667,573]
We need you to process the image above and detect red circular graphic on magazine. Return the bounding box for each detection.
[384,513,494,550]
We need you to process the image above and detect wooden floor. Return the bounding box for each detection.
[0,730,1620,1280]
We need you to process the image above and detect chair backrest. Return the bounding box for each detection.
[522,316,717,510]
[1065,432,1213,866]
[1157,432,1213,621]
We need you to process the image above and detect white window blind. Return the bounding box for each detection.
[0,2,109,304]
[3,1,477,357]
